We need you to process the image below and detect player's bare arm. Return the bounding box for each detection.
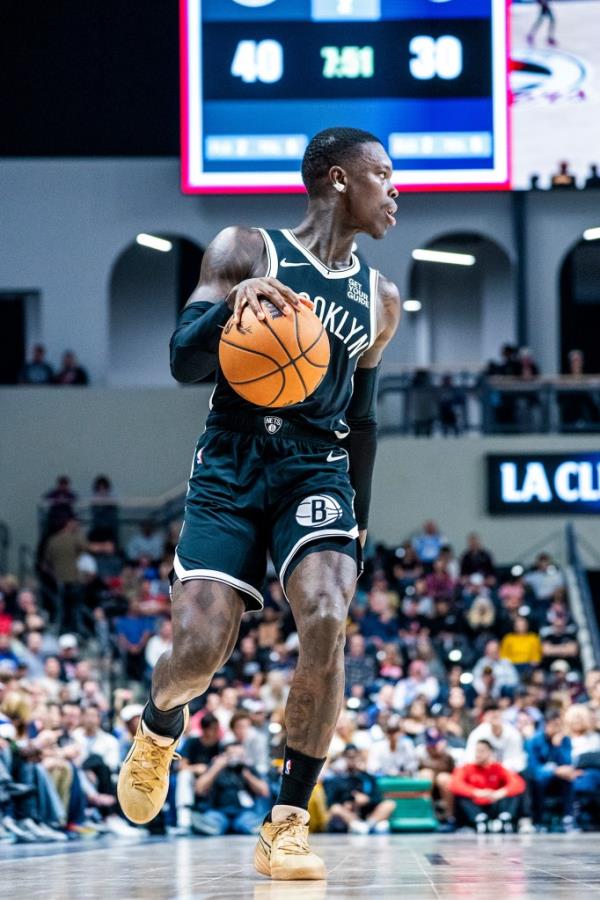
[187,225,302,322]
[359,274,402,369]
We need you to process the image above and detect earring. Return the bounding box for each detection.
[333,182,345,193]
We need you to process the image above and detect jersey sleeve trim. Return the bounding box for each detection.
[255,227,279,278]
[368,268,380,348]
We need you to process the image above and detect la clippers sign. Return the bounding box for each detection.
[487,453,600,515]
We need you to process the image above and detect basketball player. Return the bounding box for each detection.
[118,128,400,880]
[527,0,557,46]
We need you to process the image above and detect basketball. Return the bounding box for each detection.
[218,299,330,407]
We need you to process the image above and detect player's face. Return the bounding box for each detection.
[346,143,398,240]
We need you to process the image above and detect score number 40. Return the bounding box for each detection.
[230,36,463,85]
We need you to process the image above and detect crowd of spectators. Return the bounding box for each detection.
[19,345,89,386]
[0,485,598,844]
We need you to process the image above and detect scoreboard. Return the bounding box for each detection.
[181,0,509,193]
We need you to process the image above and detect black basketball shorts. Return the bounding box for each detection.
[173,414,360,611]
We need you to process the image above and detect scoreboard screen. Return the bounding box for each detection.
[180,0,509,194]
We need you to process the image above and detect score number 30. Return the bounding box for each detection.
[230,36,463,85]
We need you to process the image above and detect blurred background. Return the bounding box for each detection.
[1,0,600,845]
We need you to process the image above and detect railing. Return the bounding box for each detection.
[37,482,188,547]
[0,522,9,574]
[565,523,600,671]
[378,373,600,436]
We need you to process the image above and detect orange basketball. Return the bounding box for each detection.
[219,299,330,408]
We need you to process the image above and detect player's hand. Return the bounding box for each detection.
[226,277,303,326]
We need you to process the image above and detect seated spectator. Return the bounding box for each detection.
[177,713,223,831]
[541,613,580,669]
[416,727,455,823]
[326,744,396,834]
[473,641,519,698]
[0,633,23,673]
[393,660,439,712]
[564,705,600,826]
[445,687,475,742]
[345,634,377,695]
[19,343,54,385]
[190,741,270,836]
[465,595,498,652]
[425,558,457,603]
[449,739,526,832]
[402,697,430,740]
[144,617,173,672]
[126,521,165,565]
[359,589,400,646]
[54,350,89,385]
[466,703,527,774]
[503,686,543,730]
[115,598,155,682]
[460,534,496,583]
[525,554,565,605]
[412,520,446,567]
[500,616,542,670]
[526,710,578,830]
[551,160,576,189]
[367,716,419,777]
[0,596,13,636]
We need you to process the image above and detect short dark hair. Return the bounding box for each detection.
[477,739,494,751]
[301,127,382,192]
[201,713,219,730]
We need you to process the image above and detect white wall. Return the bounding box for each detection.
[1,158,593,385]
[1,387,599,573]
[108,241,179,386]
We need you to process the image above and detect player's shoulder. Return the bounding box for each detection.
[207,225,266,255]
[376,273,401,316]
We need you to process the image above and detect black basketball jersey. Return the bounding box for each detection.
[208,228,379,437]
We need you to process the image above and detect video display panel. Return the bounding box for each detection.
[181,0,509,193]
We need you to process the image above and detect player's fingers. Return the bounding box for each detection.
[232,294,248,325]
[255,284,292,316]
[244,288,265,320]
[266,278,302,306]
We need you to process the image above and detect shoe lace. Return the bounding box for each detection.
[272,816,310,856]
[129,735,180,795]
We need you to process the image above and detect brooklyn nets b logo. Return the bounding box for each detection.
[295,495,343,528]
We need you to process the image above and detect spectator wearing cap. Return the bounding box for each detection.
[117,704,144,761]
[176,713,223,832]
[499,616,542,671]
[367,716,419,777]
[473,640,519,697]
[417,727,456,823]
[449,739,526,832]
[326,744,396,834]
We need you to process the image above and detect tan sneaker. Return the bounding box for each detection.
[254,814,327,881]
[117,706,188,825]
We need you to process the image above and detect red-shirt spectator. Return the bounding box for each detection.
[450,741,525,804]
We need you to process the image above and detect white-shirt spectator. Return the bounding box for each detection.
[145,618,172,669]
[466,718,526,773]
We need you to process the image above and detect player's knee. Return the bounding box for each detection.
[299,591,347,660]
[171,631,226,681]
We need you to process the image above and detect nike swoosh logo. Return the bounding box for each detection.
[327,450,347,463]
[280,258,310,267]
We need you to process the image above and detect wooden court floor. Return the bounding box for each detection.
[3,833,600,899]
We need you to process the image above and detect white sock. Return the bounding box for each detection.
[271,804,310,825]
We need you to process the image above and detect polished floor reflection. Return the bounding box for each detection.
[3,833,600,899]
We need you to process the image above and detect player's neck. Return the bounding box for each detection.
[292,201,357,270]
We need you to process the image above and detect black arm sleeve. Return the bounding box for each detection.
[343,365,380,531]
[169,300,231,384]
